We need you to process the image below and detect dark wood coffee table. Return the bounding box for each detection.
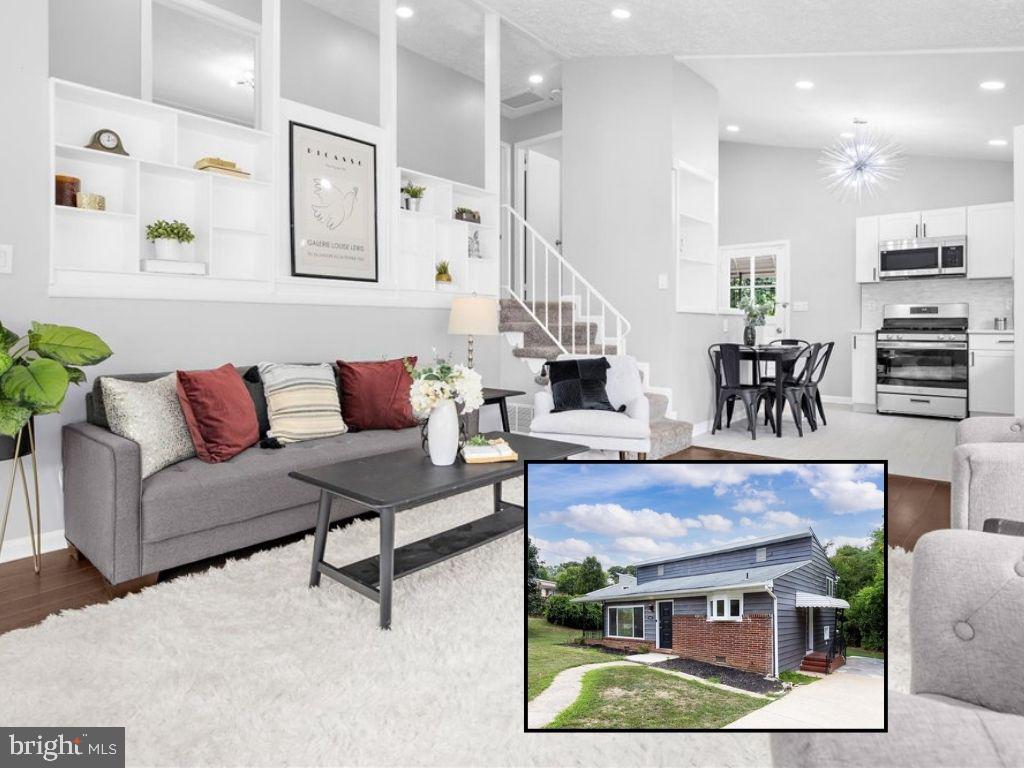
[290,431,587,628]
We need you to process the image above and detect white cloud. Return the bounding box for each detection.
[542,503,700,538]
[806,465,884,513]
[824,535,872,555]
[698,513,733,532]
[761,510,812,529]
[531,537,595,565]
[612,537,690,558]
[739,517,755,527]
[732,498,767,514]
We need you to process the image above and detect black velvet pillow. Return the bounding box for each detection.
[546,357,623,413]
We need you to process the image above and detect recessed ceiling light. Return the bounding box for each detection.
[988,138,1008,146]
[980,80,1006,91]
[528,73,544,85]
[794,80,815,90]
[396,6,414,18]
[611,8,631,20]
[725,124,740,133]
[840,132,855,139]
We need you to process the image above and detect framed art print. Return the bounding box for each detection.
[289,121,379,282]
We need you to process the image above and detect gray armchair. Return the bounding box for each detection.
[951,416,1024,531]
[771,528,1024,766]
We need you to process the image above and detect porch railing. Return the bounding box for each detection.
[502,203,631,356]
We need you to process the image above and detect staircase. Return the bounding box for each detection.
[799,651,846,675]
[499,204,693,457]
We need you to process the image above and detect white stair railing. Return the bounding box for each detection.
[502,203,631,356]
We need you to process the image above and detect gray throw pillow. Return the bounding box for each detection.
[100,374,196,478]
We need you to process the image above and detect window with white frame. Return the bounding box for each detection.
[657,564,664,576]
[729,252,778,314]
[607,605,645,639]
[826,577,835,597]
[707,592,743,621]
[755,547,767,563]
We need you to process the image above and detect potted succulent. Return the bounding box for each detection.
[401,183,426,212]
[454,206,481,224]
[146,219,195,261]
[435,260,452,284]
[737,295,774,346]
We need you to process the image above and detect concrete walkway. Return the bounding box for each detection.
[725,656,885,729]
[528,659,771,729]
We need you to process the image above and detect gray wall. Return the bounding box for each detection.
[0,1,499,549]
[501,106,562,145]
[719,142,1014,398]
[281,0,485,188]
[49,0,141,97]
[773,537,838,672]
[637,535,811,583]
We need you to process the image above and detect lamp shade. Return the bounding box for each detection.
[448,297,498,336]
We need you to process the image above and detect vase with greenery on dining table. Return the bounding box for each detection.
[737,296,774,346]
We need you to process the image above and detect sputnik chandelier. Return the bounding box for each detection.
[820,121,905,200]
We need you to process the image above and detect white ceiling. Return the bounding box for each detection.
[685,51,1024,160]
[483,0,1024,58]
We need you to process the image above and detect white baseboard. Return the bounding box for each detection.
[821,395,853,405]
[0,528,66,564]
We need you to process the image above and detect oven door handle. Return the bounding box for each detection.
[876,342,968,350]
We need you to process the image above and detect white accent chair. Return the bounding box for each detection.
[529,354,651,459]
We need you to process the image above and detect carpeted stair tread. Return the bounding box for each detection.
[499,320,599,346]
[646,392,669,421]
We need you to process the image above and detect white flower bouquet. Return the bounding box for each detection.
[405,356,483,418]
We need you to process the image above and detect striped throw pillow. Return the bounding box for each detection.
[257,363,347,443]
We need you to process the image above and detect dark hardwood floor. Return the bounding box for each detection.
[0,447,947,637]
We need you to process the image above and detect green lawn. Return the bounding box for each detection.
[546,665,768,729]
[846,646,885,659]
[527,618,611,702]
[779,670,819,686]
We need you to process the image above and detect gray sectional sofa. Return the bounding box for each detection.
[62,368,422,585]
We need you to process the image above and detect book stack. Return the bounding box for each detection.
[194,157,251,179]
[462,438,518,464]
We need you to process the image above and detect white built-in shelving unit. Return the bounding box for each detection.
[395,167,500,297]
[49,78,274,296]
[673,158,720,313]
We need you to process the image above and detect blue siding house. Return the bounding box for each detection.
[573,528,850,677]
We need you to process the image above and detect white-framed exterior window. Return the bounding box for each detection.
[755,547,767,563]
[826,576,836,597]
[657,564,665,576]
[607,604,646,640]
[707,592,743,622]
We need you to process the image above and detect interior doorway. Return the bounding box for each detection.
[512,131,561,299]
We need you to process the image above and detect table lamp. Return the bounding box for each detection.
[448,296,498,369]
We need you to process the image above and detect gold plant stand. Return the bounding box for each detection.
[0,420,42,573]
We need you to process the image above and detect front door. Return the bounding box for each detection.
[658,601,673,649]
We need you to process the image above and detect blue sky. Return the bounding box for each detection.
[527,463,884,568]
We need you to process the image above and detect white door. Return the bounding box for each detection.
[878,211,921,241]
[921,206,967,238]
[806,608,815,651]
[852,332,877,406]
[720,242,790,340]
[525,149,561,251]
[970,350,1014,414]
[967,202,1014,279]
[855,216,879,283]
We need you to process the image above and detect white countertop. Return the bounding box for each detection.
[968,329,1014,334]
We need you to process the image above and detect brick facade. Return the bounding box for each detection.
[671,613,774,675]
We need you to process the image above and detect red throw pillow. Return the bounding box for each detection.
[176,364,259,463]
[337,357,418,431]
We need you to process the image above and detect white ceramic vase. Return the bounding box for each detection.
[427,399,459,466]
[154,238,182,261]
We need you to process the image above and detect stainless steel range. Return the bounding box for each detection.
[876,303,968,419]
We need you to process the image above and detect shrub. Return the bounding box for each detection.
[544,594,603,630]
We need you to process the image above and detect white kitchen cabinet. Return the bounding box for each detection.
[852,332,876,407]
[967,202,1014,279]
[969,334,1014,415]
[878,212,921,241]
[920,207,967,238]
[855,216,879,283]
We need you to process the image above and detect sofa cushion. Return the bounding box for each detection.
[337,357,418,431]
[258,362,347,443]
[530,408,649,439]
[177,364,259,462]
[141,428,422,543]
[101,374,196,478]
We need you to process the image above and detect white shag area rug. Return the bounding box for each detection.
[1,479,780,768]
[888,545,912,693]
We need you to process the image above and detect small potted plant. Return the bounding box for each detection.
[435,260,452,284]
[454,206,480,224]
[737,295,774,346]
[401,182,426,212]
[146,219,195,261]
[169,219,196,261]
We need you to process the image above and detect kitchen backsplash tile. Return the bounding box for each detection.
[862,278,1012,330]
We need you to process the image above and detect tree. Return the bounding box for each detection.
[527,538,544,615]
[544,594,603,629]
[547,561,580,582]
[608,565,637,579]
[830,545,875,601]
[555,564,583,595]
[831,526,885,650]
[847,557,885,650]
[578,556,607,594]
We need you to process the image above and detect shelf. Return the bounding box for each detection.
[55,143,136,168]
[54,205,135,221]
[679,212,714,226]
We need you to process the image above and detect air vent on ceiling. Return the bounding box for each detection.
[502,90,547,109]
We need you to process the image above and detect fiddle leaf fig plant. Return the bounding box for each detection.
[0,321,112,436]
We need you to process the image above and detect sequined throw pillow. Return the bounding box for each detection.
[100,374,196,478]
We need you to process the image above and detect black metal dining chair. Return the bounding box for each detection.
[759,338,810,386]
[802,340,835,427]
[708,343,776,440]
[763,343,820,437]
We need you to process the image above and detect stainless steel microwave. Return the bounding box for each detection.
[878,236,967,280]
